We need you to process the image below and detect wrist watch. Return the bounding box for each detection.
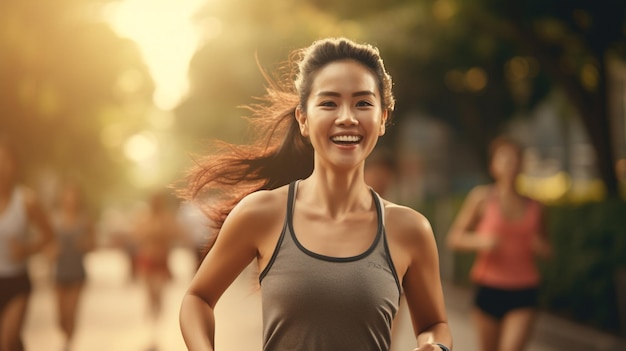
[436,343,450,351]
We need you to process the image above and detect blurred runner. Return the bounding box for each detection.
[131,191,187,351]
[50,181,96,351]
[0,137,54,351]
[447,136,552,351]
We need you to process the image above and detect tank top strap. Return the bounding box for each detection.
[286,179,300,223]
[370,187,385,227]
[258,180,299,282]
[370,188,402,296]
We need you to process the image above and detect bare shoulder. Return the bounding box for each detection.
[210,185,291,259]
[456,184,492,215]
[233,185,289,215]
[225,185,290,230]
[380,201,440,275]
[466,184,491,204]
[382,201,433,245]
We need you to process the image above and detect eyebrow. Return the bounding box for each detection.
[316,90,377,98]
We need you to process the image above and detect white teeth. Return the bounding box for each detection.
[331,135,361,142]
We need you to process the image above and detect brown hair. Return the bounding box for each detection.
[181,37,395,238]
[488,135,523,162]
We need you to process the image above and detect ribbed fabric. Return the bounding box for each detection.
[259,181,401,351]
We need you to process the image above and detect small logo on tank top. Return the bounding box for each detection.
[367,261,391,273]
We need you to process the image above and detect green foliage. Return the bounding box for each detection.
[541,199,626,332]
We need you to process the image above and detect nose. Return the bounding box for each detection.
[335,105,358,126]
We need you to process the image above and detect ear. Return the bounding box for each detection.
[378,110,388,136]
[295,106,309,137]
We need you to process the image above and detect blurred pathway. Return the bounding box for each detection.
[23,247,263,351]
[22,248,626,351]
[24,248,190,351]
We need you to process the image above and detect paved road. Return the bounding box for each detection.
[22,248,626,351]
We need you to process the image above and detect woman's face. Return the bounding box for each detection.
[490,144,521,181]
[0,147,16,189]
[297,60,387,171]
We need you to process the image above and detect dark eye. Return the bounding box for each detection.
[319,101,337,107]
[356,100,373,107]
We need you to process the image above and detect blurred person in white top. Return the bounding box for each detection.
[0,137,54,351]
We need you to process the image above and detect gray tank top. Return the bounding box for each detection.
[259,181,401,351]
[53,215,88,284]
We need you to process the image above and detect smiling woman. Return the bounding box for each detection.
[102,0,211,110]
[178,37,453,351]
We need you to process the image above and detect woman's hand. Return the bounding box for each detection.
[476,233,500,252]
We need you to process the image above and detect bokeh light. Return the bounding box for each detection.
[103,0,207,110]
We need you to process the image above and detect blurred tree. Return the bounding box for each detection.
[0,0,153,205]
[178,0,625,196]
[459,0,626,196]
[355,0,625,197]
[176,0,347,146]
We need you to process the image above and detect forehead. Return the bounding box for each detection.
[494,143,520,155]
[492,144,522,163]
[309,60,379,96]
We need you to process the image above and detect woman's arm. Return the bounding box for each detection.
[179,191,279,350]
[390,207,453,350]
[445,185,495,252]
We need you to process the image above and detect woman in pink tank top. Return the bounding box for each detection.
[447,136,552,351]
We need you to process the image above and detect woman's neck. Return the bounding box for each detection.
[494,177,518,193]
[300,173,372,217]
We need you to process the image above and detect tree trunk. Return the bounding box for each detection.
[504,21,620,197]
[577,58,620,196]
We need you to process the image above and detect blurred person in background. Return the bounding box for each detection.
[0,137,54,351]
[50,180,95,351]
[177,200,213,267]
[446,136,552,351]
[179,37,452,351]
[131,190,187,350]
[364,147,397,197]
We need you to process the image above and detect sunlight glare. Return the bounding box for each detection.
[104,0,208,111]
[124,132,158,162]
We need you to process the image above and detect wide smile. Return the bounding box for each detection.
[330,134,363,145]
